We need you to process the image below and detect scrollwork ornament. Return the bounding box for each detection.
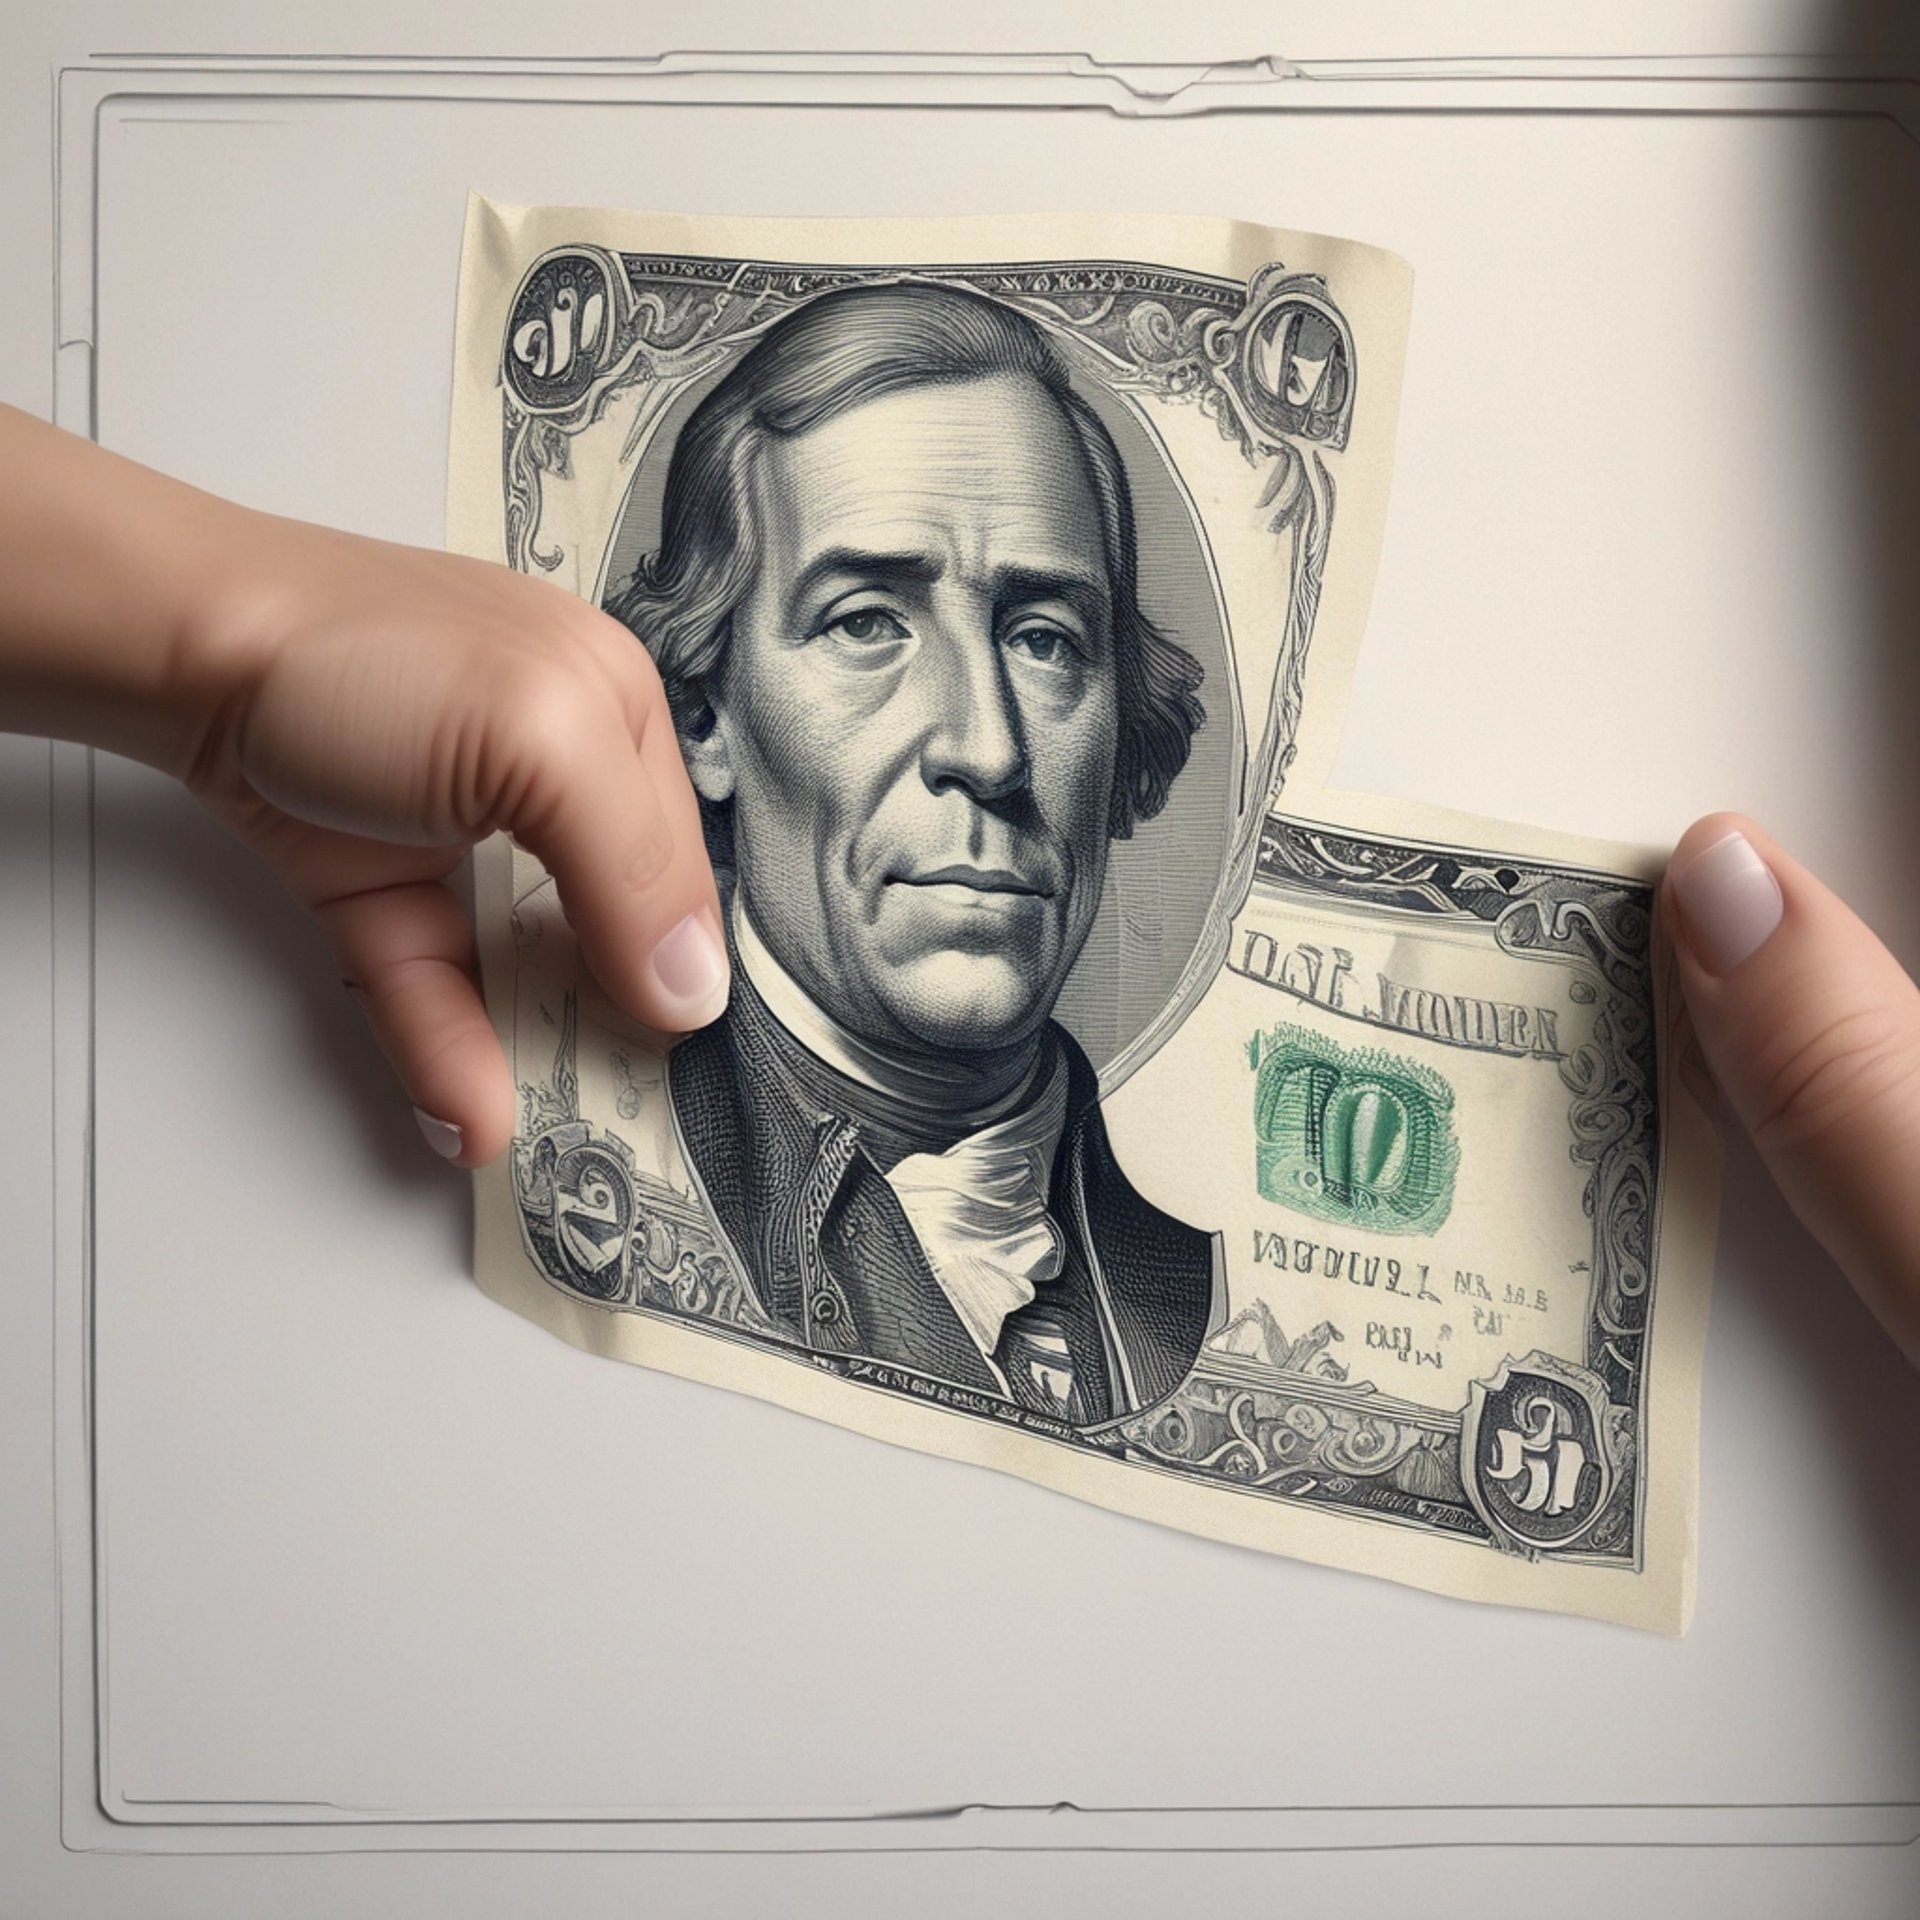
[1122,1356,1479,1534]
[505,246,629,412]
[495,247,1356,627]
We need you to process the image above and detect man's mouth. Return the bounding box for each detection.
[895,864,1053,898]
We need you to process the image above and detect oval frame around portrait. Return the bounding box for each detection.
[590,283,1247,1087]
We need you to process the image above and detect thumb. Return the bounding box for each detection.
[1663,812,1920,1365]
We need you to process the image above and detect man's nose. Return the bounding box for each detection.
[918,624,1029,804]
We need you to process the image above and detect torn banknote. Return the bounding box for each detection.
[448,198,1717,1632]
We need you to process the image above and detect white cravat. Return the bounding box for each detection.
[731,896,1068,1360]
[881,1067,1069,1361]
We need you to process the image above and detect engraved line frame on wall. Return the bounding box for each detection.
[45,47,1920,1858]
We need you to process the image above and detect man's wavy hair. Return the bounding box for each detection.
[605,282,1205,848]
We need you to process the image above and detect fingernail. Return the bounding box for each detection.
[1670,829,1784,975]
[412,1106,464,1160]
[647,908,730,1027]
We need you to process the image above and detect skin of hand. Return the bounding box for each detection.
[0,404,728,1167]
[1664,813,1920,1366]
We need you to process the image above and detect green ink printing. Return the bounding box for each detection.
[1250,1021,1459,1236]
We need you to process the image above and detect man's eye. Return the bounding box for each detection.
[1005,623,1077,666]
[823,607,910,645]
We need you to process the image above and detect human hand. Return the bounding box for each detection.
[0,406,724,1171]
[172,513,727,1169]
[1662,814,1920,1364]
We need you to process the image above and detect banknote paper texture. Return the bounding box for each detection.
[450,198,1717,1631]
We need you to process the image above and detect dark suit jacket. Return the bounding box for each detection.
[666,972,1219,1428]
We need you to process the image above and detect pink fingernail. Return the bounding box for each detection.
[413,1106,464,1160]
[1670,830,1784,975]
[648,909,730,1028]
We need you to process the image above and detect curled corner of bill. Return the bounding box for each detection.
[448,195,1718,1635]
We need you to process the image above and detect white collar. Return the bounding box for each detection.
[881,1066,1069,1361]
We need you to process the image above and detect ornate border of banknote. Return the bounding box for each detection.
[1194,817,1659,1562]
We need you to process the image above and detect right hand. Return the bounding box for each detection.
[1663,814,1920,1365]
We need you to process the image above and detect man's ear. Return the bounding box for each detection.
[677,692,736,805]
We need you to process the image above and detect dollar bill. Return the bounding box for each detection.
[449,198,1718,1631]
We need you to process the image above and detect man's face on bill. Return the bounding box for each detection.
[707,369,1122,1057]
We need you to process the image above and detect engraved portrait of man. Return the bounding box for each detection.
[605,283,1223,1427]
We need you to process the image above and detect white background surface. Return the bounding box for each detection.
[7,4,1920,1916]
